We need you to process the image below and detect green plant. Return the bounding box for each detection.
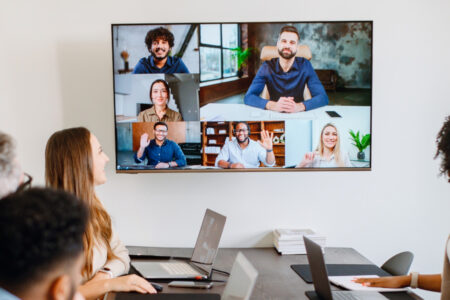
[349,130,371,152]
[231,47,253,70]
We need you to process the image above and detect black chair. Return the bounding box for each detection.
[381,251,414,276]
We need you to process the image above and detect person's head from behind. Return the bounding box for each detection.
[0,131,22,198]
[145,27,174,61]
[45,127,116,278]
[435,115,450,181]
[153,121,169,143]
[149,79,170,109]
[277,25,299,60]
[233,122,250,144]
[0,188,88,300]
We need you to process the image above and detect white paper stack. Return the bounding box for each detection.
[273,228,326,255]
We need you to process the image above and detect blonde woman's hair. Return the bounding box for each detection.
[315,123,345,167]
[45,127,118,278]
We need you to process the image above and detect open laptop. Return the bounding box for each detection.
[222,252,258,300]
[132,209,226,279]
[303,236,388,300]
[115,252,257,300]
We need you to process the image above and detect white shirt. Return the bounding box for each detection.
[85,227,130,282]
[215,138,274,168]
[307,152,352,168]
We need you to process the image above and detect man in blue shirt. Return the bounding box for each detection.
[133,27,190,74]
[244,26,328,112]
[0,188,88,300]
[134,121,187,168]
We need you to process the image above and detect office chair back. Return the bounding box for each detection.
[260,45,312,61]
[381,251,414,276]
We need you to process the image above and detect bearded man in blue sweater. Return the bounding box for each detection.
[244,25,328,113]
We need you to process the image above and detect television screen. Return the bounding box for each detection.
[112,21,372,172]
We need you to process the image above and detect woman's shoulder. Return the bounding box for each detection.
[165,108,182,121]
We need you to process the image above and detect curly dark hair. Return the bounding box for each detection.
[435,115,450,182]
[0,188,88,291]
[145,27,175,50]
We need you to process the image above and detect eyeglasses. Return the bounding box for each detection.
[16,173,33,192]
[235,129,248,133]
[155,129,168,133]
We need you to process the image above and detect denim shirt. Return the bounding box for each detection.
[134,139,186,167]
[244,57,328,111]
[0,287,20,300]
[132,55,189,74]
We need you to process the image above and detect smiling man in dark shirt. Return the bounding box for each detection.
[133,27,189,74]
[134,122,186,168]
[244,25,328,112]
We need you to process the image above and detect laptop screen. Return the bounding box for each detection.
[304,236,333,300]
[222,252,258,300]
[191,209,226,266]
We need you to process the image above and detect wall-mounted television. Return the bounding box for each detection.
[112,21,372,172]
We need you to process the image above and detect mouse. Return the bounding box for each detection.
[151,282,163,292]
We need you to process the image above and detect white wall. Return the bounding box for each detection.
[1,0,449,299]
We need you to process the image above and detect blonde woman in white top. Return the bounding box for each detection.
[297,123,351,168]
[45,127,156,300]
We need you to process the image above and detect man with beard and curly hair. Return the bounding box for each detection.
[133,27,189,74]
[244,25,328,113]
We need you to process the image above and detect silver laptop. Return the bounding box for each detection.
[304,236,388,300]
[132,209,226,279]
[222,252,258,300]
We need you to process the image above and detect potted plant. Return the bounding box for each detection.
[231,47,253,78]
[349,130,371,160]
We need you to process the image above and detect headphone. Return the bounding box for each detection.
[233,121,251,135]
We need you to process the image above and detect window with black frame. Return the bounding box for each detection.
[199,24,240,82]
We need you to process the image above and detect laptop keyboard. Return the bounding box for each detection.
[332,291,387,300]
[332,293,361,300]
[160,262,200,275]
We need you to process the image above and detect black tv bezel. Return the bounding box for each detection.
[111,20,373,173]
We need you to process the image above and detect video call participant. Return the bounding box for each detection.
[45,127,156,299]
[0,188,88,300]
[216,122,275,169]
[244,25,328,113]
[134,121,187,168]
[0,131,23,198]
[297,123,351,168]
[133,27,190,74]
[354,116,450,299]
[137,79,182,122]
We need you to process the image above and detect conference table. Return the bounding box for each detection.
[200,103,370,123]
[106,247,422,300]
